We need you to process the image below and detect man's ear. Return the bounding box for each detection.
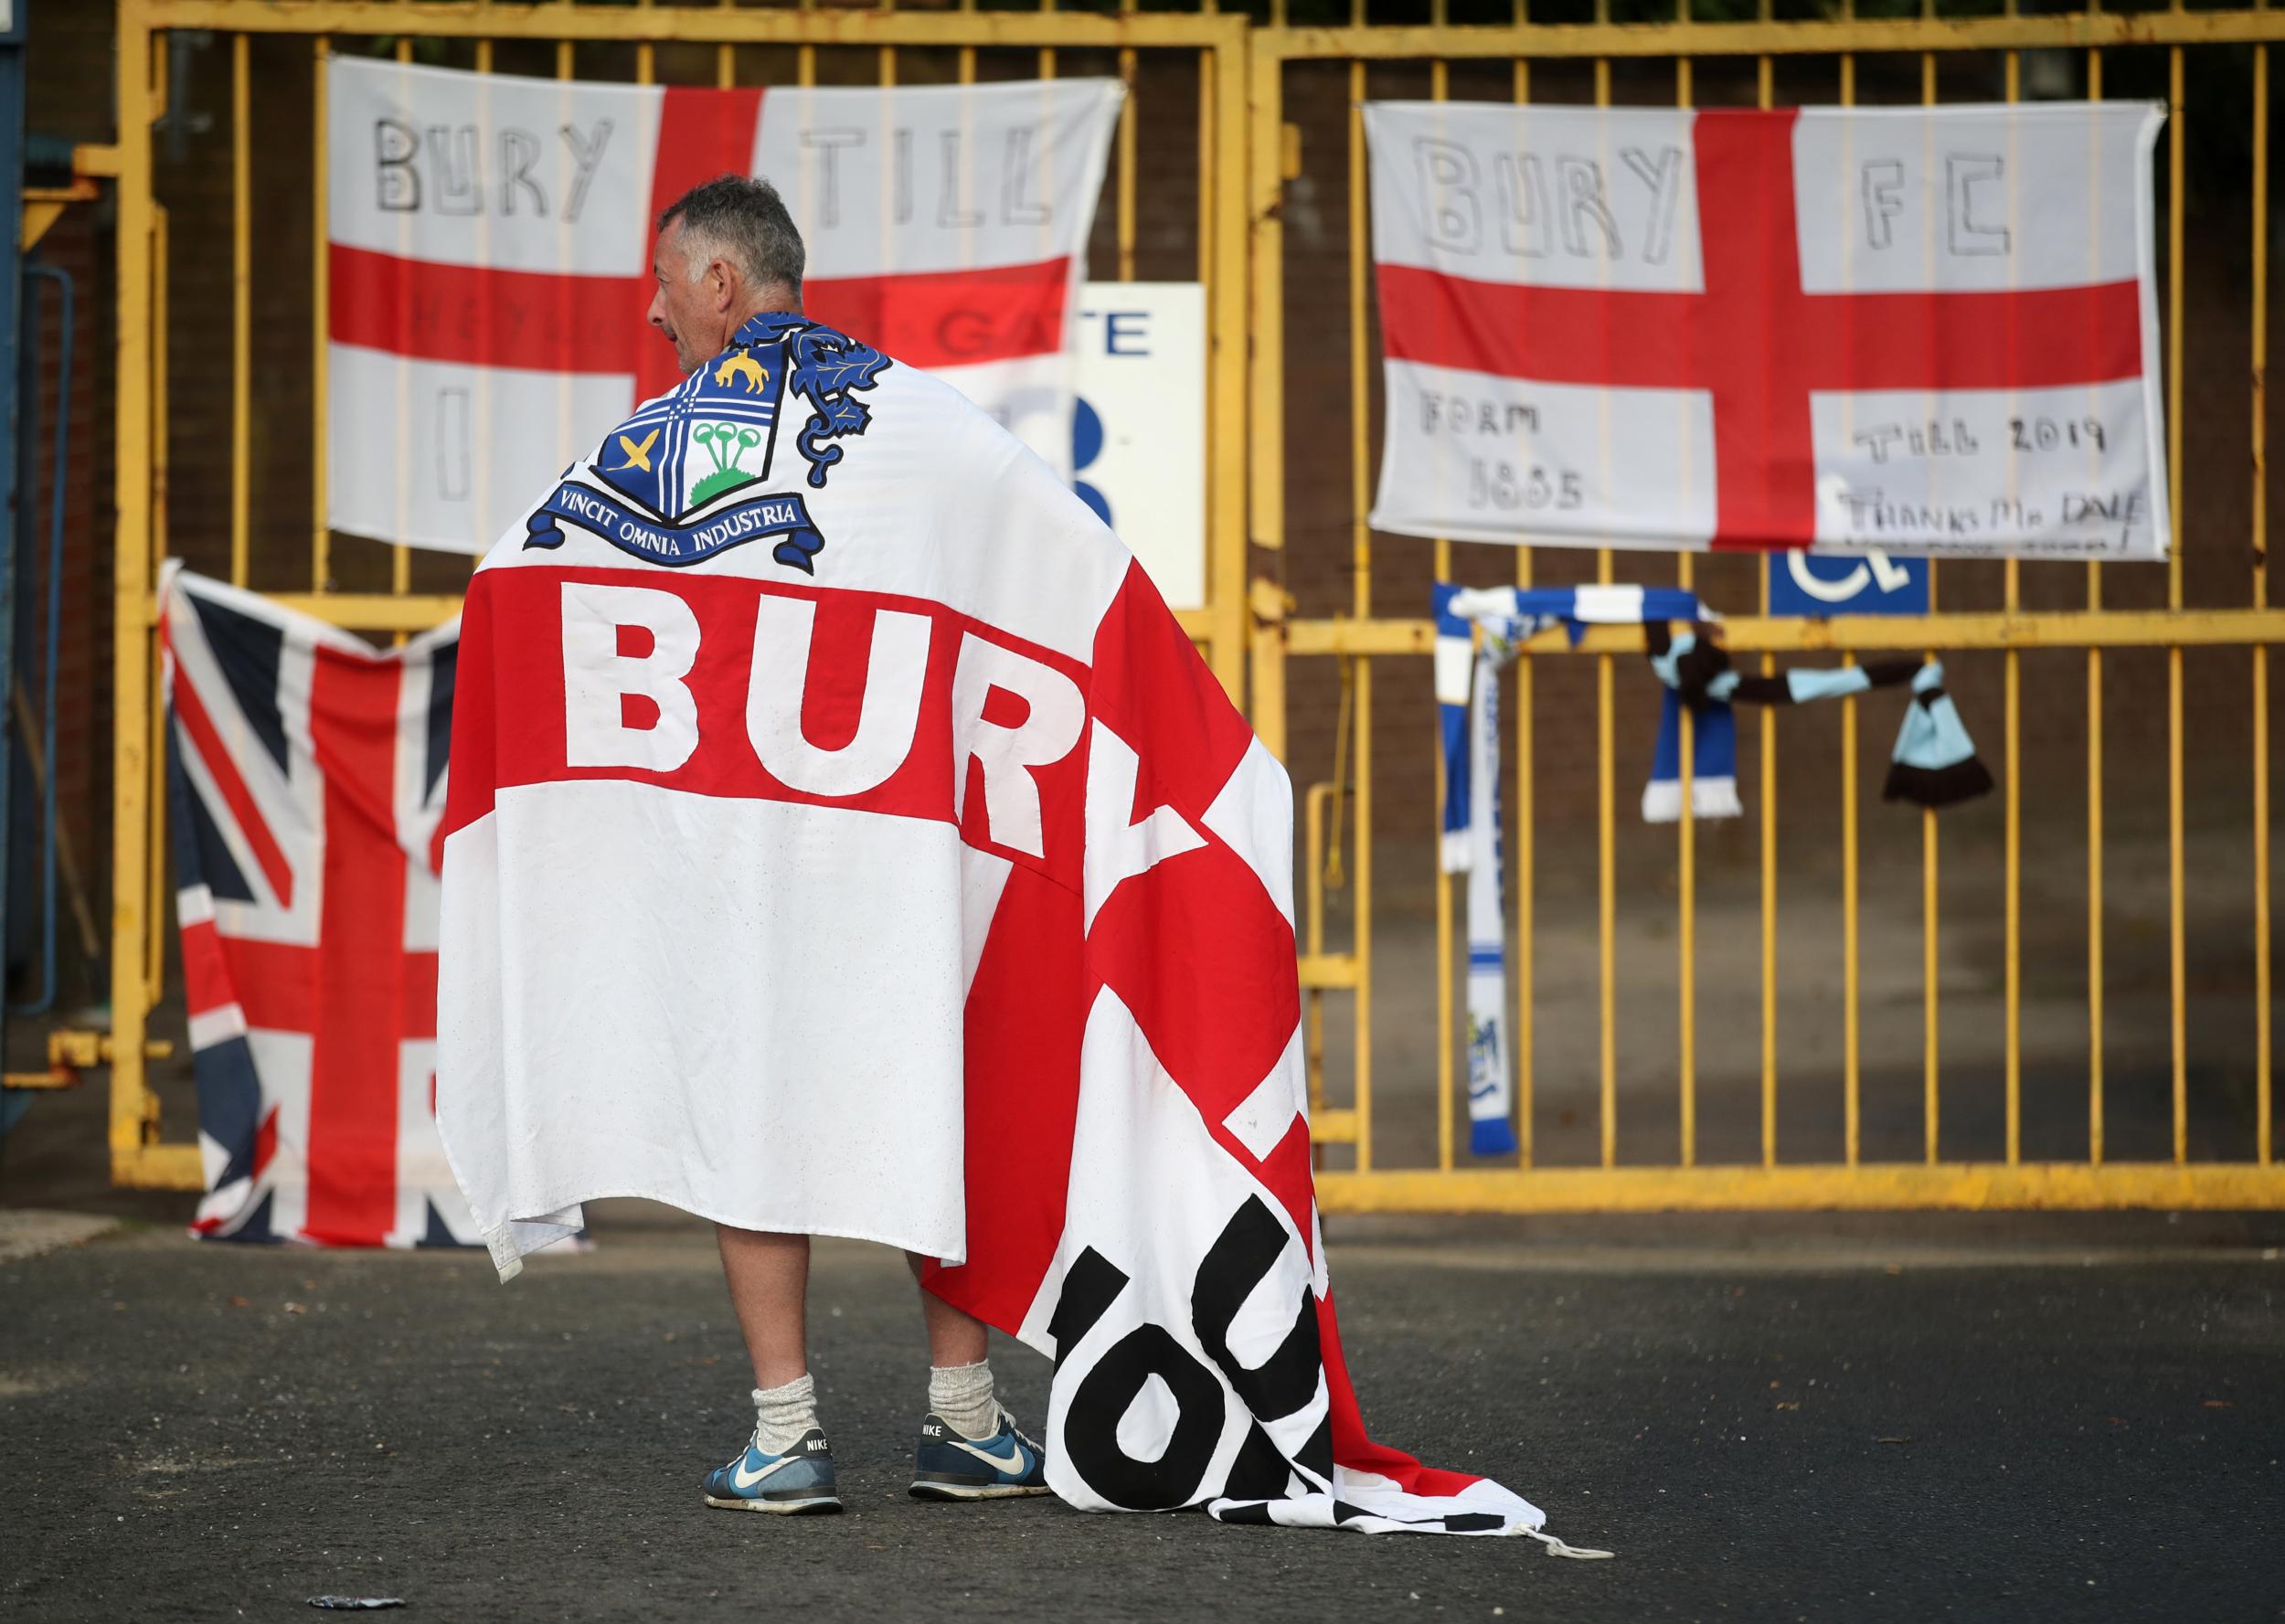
[709,260,738,313]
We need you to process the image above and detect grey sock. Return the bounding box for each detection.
[927,1359,999,1440]
[750,1374,818,1454]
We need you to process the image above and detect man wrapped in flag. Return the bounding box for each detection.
[437,175,1607,1547]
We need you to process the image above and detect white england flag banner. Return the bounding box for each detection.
[327,58,1121,553]
[1364,101,2168,560]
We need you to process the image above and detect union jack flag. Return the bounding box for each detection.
[163,564,479,1247]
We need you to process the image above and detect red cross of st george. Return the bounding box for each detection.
[325,86,1072,387]
[1377,108,2146,548]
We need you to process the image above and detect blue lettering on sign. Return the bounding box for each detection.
[1767,550,1929,618]
[1080,308,1153,358]
[526,481,825,573]
[1072,395,1111,528]
[1102,311,1150,356]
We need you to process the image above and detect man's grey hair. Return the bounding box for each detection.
[658,175,805,302]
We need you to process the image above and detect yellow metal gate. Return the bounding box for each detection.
[97,0,1251,1189]
[92,0,2285,1213]
[1249,1,2285,1211]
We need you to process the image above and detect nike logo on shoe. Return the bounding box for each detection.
[730,1454,802,1491]
[947,1436,1028,1475]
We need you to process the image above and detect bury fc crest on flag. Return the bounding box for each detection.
[525,313,891,573]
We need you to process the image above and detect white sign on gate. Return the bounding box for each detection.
[1072,283,1206,611]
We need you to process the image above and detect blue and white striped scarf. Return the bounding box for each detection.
[1433,585,1707,1156]
[1437,589,1989,1159]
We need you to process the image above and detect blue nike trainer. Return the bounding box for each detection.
[703,1425,842,1515]
[909,1409,1051,1501]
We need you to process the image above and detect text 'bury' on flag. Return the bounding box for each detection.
[326,58,1122,555]
[1362,101,2168,562]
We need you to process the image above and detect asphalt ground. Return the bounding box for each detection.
[4,1204,2283,1624]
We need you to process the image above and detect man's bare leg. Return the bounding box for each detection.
[718,1226,811,1387]
[705,1226,838,1513]
[904,1253,1048,1495]
[906,1251,988,1367]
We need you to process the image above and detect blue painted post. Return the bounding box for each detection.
[0,0,27,1126]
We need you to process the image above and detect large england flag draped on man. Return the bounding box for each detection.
[435,309,1604,1547]
[1365,102,2168,558]
[326,58,1120,553]
[162,565,480,1247]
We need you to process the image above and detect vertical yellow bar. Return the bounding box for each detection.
[638,0,655,86]
[881,0,897,90]
[2169,43,2189,1164]
[2003,30,2023,1166]
[1514,621,1536,1163]
[1249,0,1286,559]
[798,0,814,90]
[1675,20,1695,1171]
[1839,42,1859,1171]
[1755,0,1772,109]
[1844,654,1863,1166]
[717,0,734,90]
[230,33,250,589]
[2088,632,2105,1164]
[390,29,413,626]
[1199,0,1222,255]
[1757,13,1777,1169]
[1430,27,1456,1174]
[313,37,331,594]
[1206,25,1248,700]
[1348,39,1374,1173]
[2004,585,2021,1165]
[152,21,166,584]
[1921,48,1940,1165]
[2088,42,2107,1166]
[1924,703,1940,1160]
[1513,43,1535,1169]
[1306,785,1329,1120]
[1679,701,1695,1168]
[1435,621,1453,1169]
[145,26,170,1014]
[1196,21,1215,289]
[1595,8,1616,1170]
[2258,42,2275,1166]
[1836,0,1855,106]
[560,18,575,576]
[1037,0,1054,84]
[1598,589,1616,1170]
[112,5,156,1176]
[1118,0,1138,284]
